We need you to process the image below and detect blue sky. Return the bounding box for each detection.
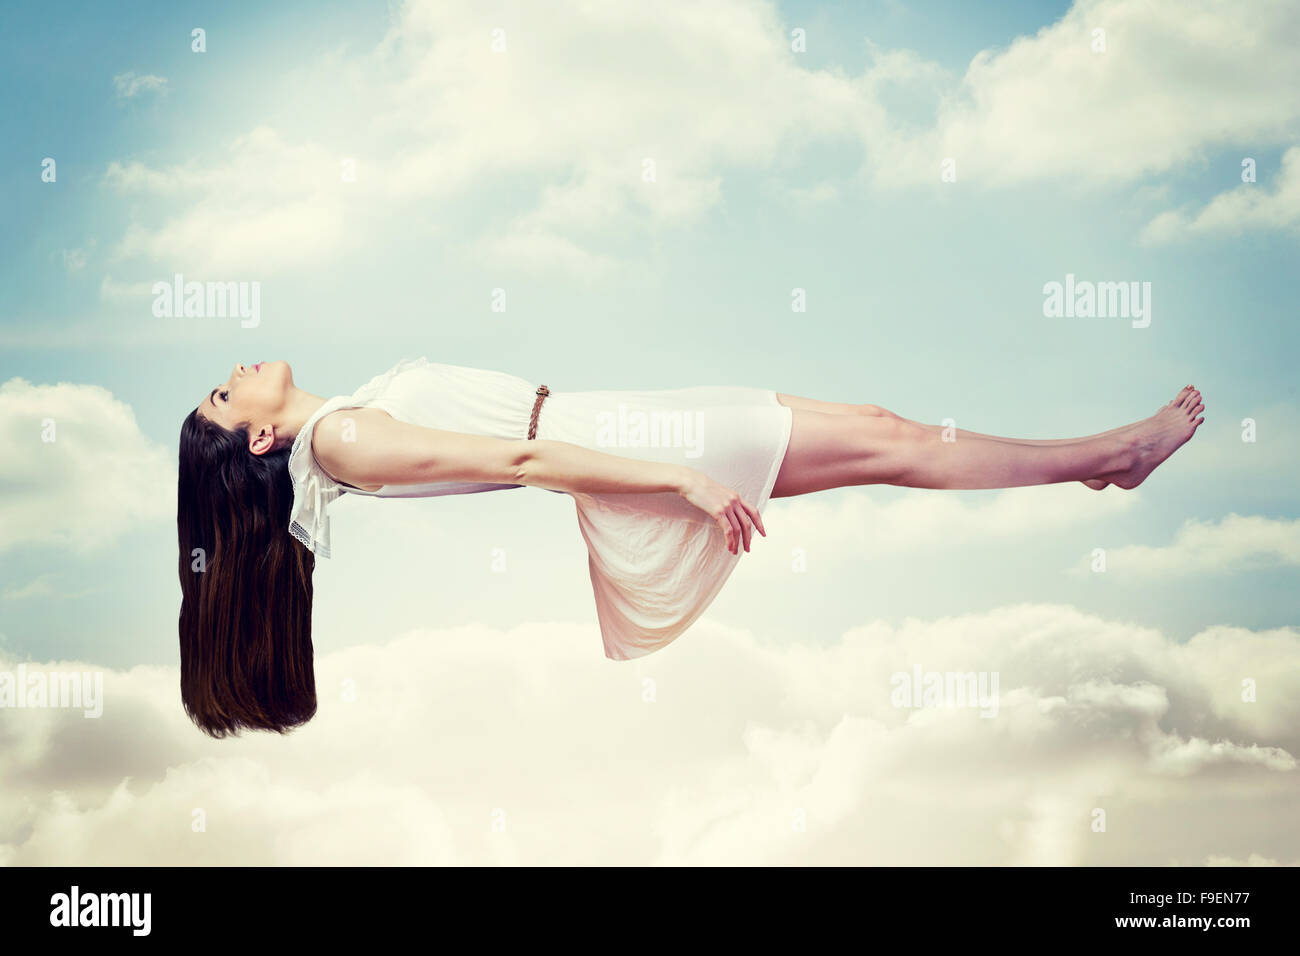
[4,0,1296,667]
[1,0,1297,865]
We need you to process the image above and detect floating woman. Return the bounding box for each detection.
[177,358,1204,737]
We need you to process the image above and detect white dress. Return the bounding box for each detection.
[287,358,793,660]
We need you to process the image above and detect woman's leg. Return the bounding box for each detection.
[769,386,1204,498]
[775,386,1199,447]
[775,387,1202,490]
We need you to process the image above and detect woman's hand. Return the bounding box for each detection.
[678,470,766,555]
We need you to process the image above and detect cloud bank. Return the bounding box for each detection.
[99,0,1300,278]
[0,378,174,553]
[1,603,1294,865]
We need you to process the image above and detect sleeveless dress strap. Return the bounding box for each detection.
[285,357,431,557]
[287,395,353,557]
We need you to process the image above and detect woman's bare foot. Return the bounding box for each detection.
[1088,387,1204,490]
[1082,385,1199,490]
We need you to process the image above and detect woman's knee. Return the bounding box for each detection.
[869,412,927,444]
[857,403,902,420]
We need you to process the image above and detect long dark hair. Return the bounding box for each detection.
[177,409,317,737]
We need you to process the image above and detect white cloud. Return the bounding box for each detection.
[886,0,1300,186]
[1075,513,1300,575]
[2,574,57,600]
[469,229,621,283]
[106,127,350,274]
[98,274,156,301]
[1142,146,1300,243]
[0,603,1295,865]
[764,480,1136,557]
[1,574,101,602]
[112,71,167,101]
[0,379,175,552]
[101,0,864,276]
[1203,853,1296,866]
[95,0,1300,276]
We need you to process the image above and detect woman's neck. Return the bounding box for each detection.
[279,388,329,449]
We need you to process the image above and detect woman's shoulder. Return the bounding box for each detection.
[309,406,395,493]
[284,359,429,555]
[288,363,417,487]
[288,397,349,484]
[285,398,380,555]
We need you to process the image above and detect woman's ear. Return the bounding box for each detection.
[249,425,276,456]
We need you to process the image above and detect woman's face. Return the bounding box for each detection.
[195,361,293,435]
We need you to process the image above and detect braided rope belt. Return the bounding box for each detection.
[527,385,550,440]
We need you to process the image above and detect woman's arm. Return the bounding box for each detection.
[310,407,765,553]
[311,407,688,494]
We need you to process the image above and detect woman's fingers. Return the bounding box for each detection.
[724,508,743,554]
[722,499,764,555]
[698,484,766,555]
[724,500,760,553]
[715,511,734,553]
[733,505,752,552]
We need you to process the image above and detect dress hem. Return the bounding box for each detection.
[600,389,793,661]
